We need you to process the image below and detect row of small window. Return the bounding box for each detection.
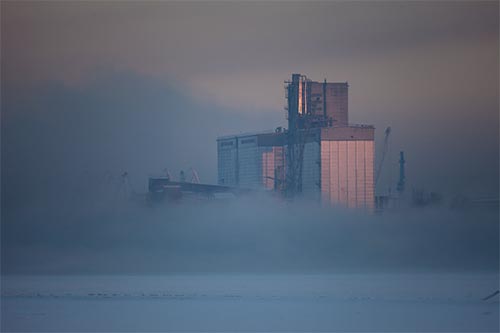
[220,141,234,147]
[220,138,256,147]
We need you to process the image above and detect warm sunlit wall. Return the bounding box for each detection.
[321,140,374,210]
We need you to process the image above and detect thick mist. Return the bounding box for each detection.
[2,185,498,275]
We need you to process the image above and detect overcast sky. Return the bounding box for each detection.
[2,1,499,201]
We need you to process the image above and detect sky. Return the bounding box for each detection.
[2,1,499,206]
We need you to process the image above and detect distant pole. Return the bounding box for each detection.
[375,126,391,188]
[397,151,405,194]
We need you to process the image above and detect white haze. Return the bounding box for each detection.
[2,186,498,275]
[2,191,498,331]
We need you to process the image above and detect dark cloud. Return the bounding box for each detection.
[1,71,282,211]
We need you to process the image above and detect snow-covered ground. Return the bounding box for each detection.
[2,273,498,332]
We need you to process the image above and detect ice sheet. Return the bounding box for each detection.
[2,273,498,332]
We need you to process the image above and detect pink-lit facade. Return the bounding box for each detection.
[217,127,374,210]
[320,139,374,210]
[296,126,375,210]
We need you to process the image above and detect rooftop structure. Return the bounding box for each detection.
[286,73,349,130]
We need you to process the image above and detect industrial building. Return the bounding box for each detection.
[318,126,374,209]
[217,73,375,210]
[217,131,286,190]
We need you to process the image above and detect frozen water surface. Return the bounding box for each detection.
[1,273,498,332]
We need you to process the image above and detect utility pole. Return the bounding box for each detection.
[397,151,405,195]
